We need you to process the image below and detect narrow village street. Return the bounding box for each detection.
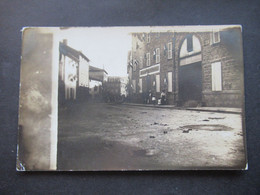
[57,102,246,170]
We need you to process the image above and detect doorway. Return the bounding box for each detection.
[179,62,202,105]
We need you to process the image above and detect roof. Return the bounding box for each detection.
[59,42,108,75]
[89,66,108,74]
[59,42,90,63]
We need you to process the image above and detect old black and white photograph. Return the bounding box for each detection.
[17,26,247,171]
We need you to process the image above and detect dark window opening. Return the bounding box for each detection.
[187,34,193,52]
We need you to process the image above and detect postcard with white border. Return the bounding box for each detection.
[17,26,247,171]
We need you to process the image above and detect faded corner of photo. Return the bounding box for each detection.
[17,27,58,171]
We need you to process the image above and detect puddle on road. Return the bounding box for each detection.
[133,148,159,157]
[180,124,232,131]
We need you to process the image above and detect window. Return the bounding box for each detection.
[187,34,193,52]
[156,74,160,92]
[168,42,172,59]
[211,30,220,44]
[147,33,150,43]
[211,62,222,91]
[156,48,160,63]
[167,72,172,92]
[139,78,142,93]
[146,53,150,66]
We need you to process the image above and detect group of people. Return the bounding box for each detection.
[145,90,167,105]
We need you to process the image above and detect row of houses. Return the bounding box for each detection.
[59,40,108,103]
[59,40,127,103]
[127,27,243,107]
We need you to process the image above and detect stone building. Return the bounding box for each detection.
[127,27,243,107]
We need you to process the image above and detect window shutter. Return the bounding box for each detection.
[211,62,222,91]
[167,72,172,92]
[156,74,160,92]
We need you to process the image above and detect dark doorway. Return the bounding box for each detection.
[145,75,151,92]
[179,62,202,105]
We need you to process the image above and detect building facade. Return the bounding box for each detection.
[59,40,107,103]
[103,76,128,102]
[128,27,243,107]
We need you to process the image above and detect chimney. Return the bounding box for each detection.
[63,39,68,45]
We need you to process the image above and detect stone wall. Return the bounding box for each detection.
[199,27,243,107]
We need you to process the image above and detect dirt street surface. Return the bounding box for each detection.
[57,102,246,170]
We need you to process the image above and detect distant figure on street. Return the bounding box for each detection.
[147,90,152,104]
[152,93,156,105]
[161,90,166,105]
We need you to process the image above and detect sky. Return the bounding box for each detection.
[52,25,235,79]
[57,27,133,77]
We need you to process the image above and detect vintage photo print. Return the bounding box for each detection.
[17,26,247,171]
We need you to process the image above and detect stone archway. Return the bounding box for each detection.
[178,35,202,106]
